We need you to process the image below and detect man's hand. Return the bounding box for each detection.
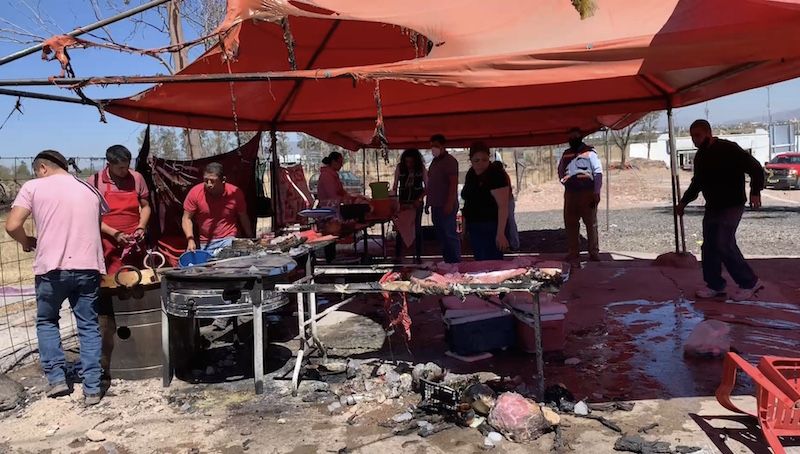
[593,193,601,206]
[114,231,132,245]
[22,236,36,253]
[496,232,510,252]
[186,239,197,252]
[133,227,146,240]
[750,194,762,209]
[675,203,686,217]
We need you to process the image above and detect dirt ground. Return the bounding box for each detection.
[2,252,800,453]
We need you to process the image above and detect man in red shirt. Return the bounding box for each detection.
[182,162,253,254]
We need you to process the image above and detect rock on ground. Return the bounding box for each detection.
[0,374,24,411]
[488,392,548,442]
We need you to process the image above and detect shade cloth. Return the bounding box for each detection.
[107,0,800,149]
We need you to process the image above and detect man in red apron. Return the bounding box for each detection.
[88,145,151,384]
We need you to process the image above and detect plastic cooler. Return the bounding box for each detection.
[443,308,515,356]
[504,292,568,352]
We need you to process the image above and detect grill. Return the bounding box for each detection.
[770,169,789,177]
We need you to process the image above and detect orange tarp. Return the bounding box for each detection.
[106,0,800,149]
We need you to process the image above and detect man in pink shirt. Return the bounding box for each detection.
[5,150,107,406]
[182,162,253,254]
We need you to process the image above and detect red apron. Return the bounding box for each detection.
[96,174,142,274]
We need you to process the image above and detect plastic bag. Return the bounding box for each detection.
[684,320,730,357]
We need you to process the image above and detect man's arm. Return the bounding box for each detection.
[182,211,197,251]
[591,152,603,204]
[491,187,509,251]
[557,153,568,180]
[5,206,36,252]
[238,211,254,238]
[138,198,152,231]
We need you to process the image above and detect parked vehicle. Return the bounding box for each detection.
[765,153,800,189]
[308,170,364,196]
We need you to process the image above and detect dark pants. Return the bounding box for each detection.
[702,205,758,291]
[395,206,424,261]
[564,190,599,258]
[431,206,461,263]
[35,270,102,395]
[467,221,504,261]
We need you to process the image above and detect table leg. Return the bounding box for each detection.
[292,289,306,395]
[252,280,264,394]
[533,292,545,399]
[380,222,386,259]
[160,280,172,387]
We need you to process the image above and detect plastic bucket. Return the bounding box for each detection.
[178,250,213,268]
[370,181,390,199]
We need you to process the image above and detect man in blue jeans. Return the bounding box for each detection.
[5,150,108,406]
[677,120,765,301]
[426,134,461,263]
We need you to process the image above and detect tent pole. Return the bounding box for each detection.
[362,148,367,195]
[667,107,682,253]
[270,128,280,233]
[604,128,610,232]
[0,0,171,67]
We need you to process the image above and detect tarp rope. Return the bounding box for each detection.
[280,18,297,71]
[219,40,243,150]
[372,80,390,164]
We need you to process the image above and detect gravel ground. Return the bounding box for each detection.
[515,204,800,257]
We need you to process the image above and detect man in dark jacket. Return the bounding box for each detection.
[677,119,765,301]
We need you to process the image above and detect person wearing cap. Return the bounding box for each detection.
[5,150,108,406]
[87,145,151,385]
[558,128,603,264]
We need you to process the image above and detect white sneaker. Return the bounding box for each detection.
[731,281,764,302]
[696,287,726,299]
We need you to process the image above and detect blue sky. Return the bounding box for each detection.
[1,0,800,158]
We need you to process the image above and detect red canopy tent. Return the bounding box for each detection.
[95,0,800,150]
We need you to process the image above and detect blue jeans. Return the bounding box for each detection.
[35,270,102,395]
[702,206,758,291]
[467,221,504,261]
[431,206,461,263]
[201,237,235,256]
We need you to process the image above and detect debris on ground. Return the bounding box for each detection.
[638,423,659,434]
[488,392,550,442]
[543,383,576,412]
[461,383,496,415]
[576,414,622,433]
[613,434,672,453]
[85,429,107,442]
[564,357,582,366]
[573,400,590,416]
[589,401,635,412]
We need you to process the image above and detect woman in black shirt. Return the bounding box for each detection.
[461,141,510,260]
[392,148,427,263]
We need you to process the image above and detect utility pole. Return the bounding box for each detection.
[167,0,203,159]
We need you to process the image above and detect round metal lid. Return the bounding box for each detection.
[162,254,297,280]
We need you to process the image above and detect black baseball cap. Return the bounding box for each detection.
[34,150,69,171]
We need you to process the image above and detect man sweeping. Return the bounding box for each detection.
[677,119,765,301]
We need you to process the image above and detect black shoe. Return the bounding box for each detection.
[84,393,103,406]
[46,381,71,398]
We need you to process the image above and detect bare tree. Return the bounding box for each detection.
[610,122,639,169]
[638,111,663,160]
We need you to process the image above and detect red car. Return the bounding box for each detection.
[765,153,800,190]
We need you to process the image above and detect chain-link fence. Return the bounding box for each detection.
[0,156,105,372]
